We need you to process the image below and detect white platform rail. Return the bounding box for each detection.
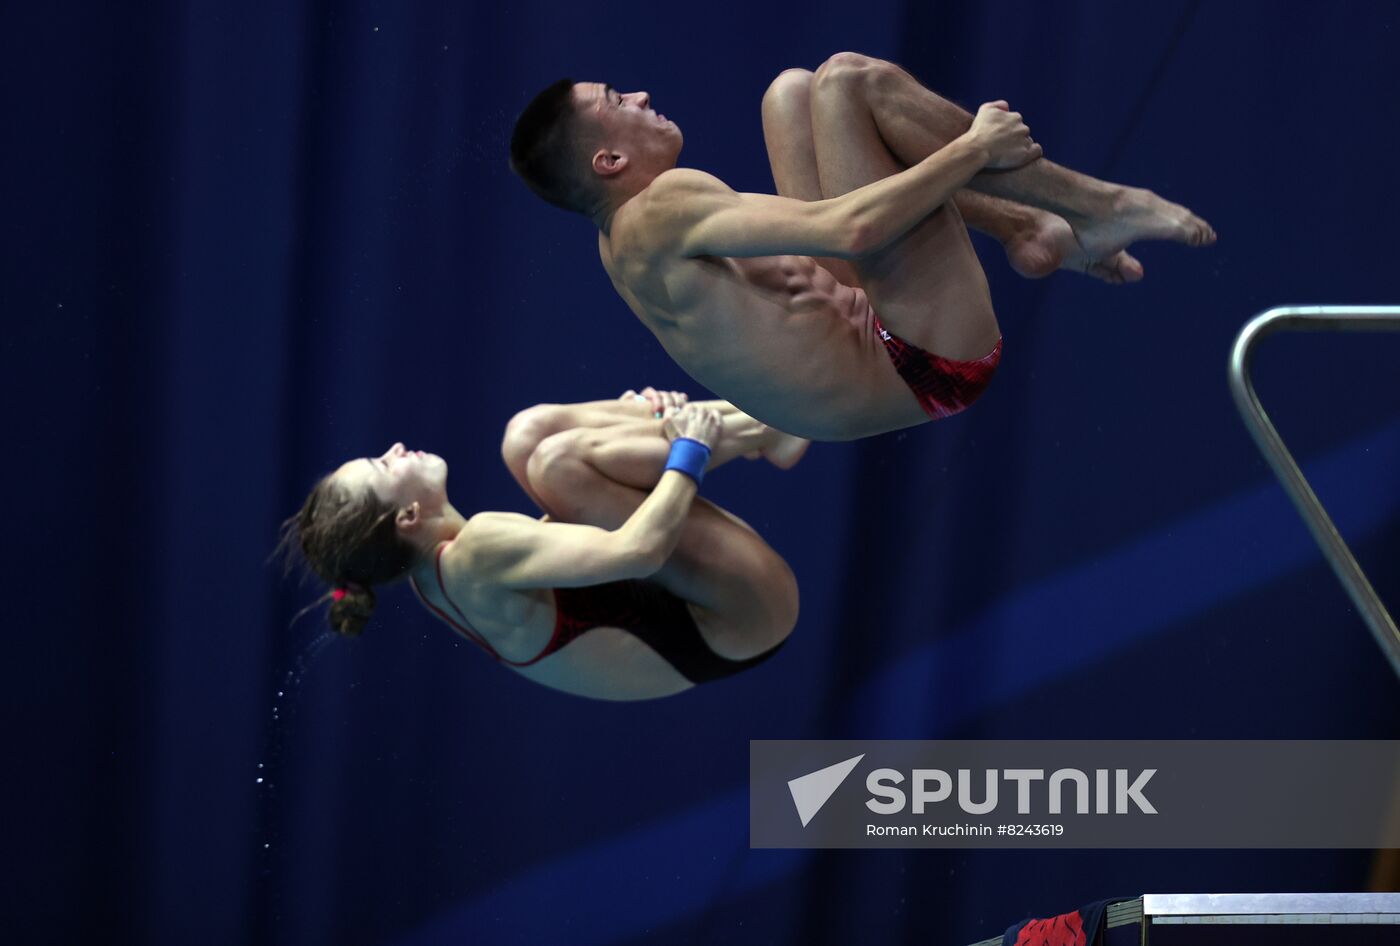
[1229,305,1400,679]
[1145,891,1398,922]
[965,892,1400,946]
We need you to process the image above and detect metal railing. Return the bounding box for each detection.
[1229,305,1400,679]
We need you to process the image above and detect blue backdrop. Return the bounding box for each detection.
[5,1,1399,944]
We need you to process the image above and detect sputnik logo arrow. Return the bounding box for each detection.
[787,754,865,827]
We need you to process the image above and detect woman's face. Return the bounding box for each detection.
[334,442,449,513]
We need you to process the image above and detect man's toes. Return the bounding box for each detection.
[1186,216,1216,247]
[1088,251,1144,284]
[1084,260,1116,283]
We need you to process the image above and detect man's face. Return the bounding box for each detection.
[573,81,683,172]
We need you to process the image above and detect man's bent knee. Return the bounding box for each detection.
[763,67,813,114]
[814,51,889,88]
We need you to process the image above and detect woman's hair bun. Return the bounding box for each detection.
[327,584,376,638]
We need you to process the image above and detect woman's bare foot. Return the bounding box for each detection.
[757,428,810,470]
[1005,209,1146,285]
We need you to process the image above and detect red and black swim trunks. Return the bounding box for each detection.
[874,315,1002,420]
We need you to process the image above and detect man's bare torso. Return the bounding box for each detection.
[598,180,923,441]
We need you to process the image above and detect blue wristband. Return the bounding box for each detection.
[664,437,711,485]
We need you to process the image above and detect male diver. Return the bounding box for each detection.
[510,54,1215,441]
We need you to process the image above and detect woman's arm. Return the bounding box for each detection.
[454,406,720,589]
[458,470,696,588]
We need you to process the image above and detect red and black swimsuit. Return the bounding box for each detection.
[873,315,1002,420]
[409,543,784,685]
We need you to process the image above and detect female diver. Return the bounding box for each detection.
[282,391,807,700]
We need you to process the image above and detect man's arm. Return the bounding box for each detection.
[652,102,1037,260]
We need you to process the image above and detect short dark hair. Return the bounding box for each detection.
[509,78,595,214]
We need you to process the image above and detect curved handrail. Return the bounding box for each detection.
[1229,305,1400,679]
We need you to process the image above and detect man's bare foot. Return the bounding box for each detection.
[1005,209,1145,285]
[1069,186,1217,263]
[756,428,810,470]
